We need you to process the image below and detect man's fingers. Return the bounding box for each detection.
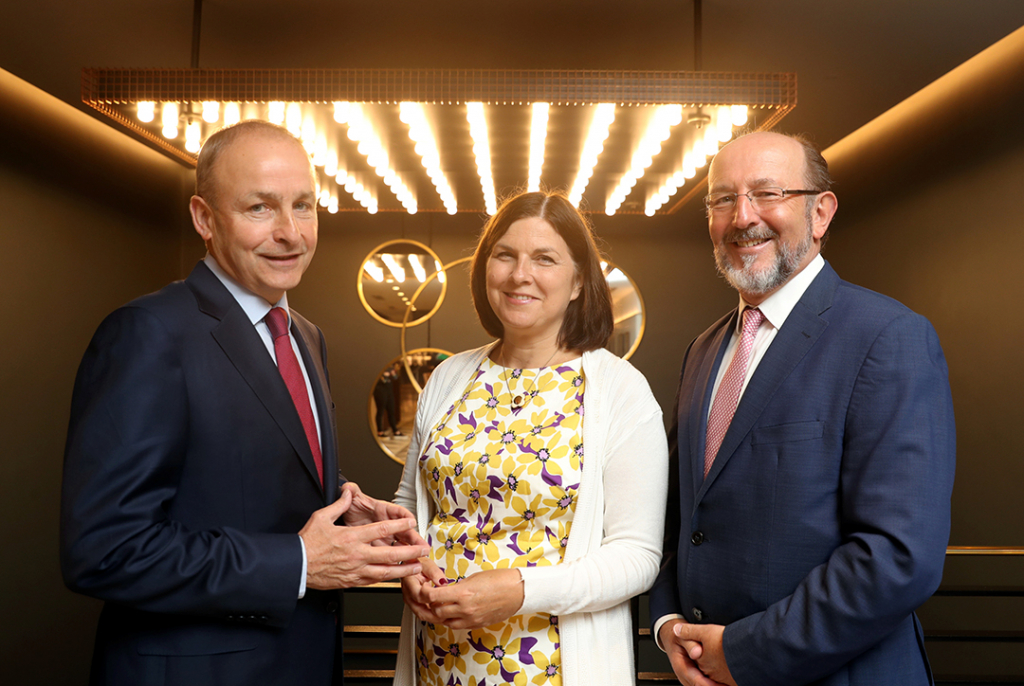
[349,516,420,545]
[321,489,352,520]
[340,481,363,499]
[371,562,423,580]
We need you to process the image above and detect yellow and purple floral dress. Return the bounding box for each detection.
[414,357,585,686]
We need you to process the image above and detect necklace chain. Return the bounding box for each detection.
[498,346,560,410]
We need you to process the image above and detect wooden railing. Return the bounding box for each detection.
[342,547,1024,685]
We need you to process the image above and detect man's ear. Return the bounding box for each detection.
[189,195,215,242]
[811,191,838,240]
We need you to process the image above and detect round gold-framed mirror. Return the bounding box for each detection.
[357,239,446,327]
[368,348,453,465]
[603,261,645,360]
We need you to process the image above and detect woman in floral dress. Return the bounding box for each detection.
[394,191,668,686]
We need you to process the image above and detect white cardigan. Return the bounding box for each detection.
[393,343,669,686]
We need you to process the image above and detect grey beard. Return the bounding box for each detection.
[714,226,812,296]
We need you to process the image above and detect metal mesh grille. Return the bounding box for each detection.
[83,68,796,107]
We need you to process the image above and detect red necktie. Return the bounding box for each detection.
[704,307,764,477]
[265,307,323,485]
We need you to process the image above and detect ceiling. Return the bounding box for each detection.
[4,1,1024,215]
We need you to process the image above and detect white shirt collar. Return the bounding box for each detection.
[736,253,825,333]
[203,254,290,327]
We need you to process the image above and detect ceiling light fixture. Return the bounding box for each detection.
[83,68,795,214]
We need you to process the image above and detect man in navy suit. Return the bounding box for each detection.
[61,120,429,685]
[649,131,955,686]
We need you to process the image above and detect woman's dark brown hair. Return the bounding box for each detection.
[470,191,614,352]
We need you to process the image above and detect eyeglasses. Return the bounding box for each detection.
[704,187,822,213]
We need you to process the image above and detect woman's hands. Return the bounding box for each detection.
[422,568,525,629]
[401,556,447,623]
[401,564,526,630]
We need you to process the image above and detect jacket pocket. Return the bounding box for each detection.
[137,624,258,656]
[750,420,824,445]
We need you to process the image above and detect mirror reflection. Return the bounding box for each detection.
[603,261,645,360]
[357,240,446,327]
[369,348,452,465]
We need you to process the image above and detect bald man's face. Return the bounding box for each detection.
[190,132,318,304]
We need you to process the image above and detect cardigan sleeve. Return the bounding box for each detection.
[518,360,669,616]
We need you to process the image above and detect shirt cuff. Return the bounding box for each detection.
[652,614,685,651]
[298,535,308,599]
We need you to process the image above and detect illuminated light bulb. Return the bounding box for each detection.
[201,101,219,124]
[268,101,285,125]
[466,102,496,213]
[716,106,734,143]
[527,102,550,192]
[319,189,331,207]
[137,101,156,123]
[324,150,338,178]
[327,197,339,214]
[333,101,351,124]
[285,103,303,136]
[408,254,427,283]
[184,119,202,153]
[363,262,385,282]
[381,254,406,282]
[161,102,179,139]
[223,102,241,127]
[312,134,328,167]
[731,105,749,127]
[367,204,378,215]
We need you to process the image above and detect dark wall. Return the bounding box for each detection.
[0,70,192,683]
[823,110,1024,678]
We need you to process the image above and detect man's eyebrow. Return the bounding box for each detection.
[709,177,779,194]
[244,191,316,203]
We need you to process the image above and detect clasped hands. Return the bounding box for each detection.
[659,618,737,686]
[402,557,525,630]
[300,482,430,589]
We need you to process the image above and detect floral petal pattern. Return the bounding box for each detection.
[416,358,583,686]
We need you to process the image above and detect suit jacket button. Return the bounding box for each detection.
[326,601,339,614]
[690,531,704,545]
[692,607,704,622]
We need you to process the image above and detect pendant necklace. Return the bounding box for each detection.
[499,346,560,410]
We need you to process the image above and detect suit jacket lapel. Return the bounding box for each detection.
[698,263,840,497]
[688,313,736,501]
[187,262,326,499]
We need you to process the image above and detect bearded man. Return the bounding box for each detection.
[649,132,956,686]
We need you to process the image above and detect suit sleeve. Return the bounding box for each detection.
[648,341,693,628]
[60,306,302,627]
[722,312,956,685]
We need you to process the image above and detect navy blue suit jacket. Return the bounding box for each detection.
[61,262,344,686]
[649,262,955,686]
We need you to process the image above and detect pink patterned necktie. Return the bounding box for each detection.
[265,307,323,485]
[704,307,764,477]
